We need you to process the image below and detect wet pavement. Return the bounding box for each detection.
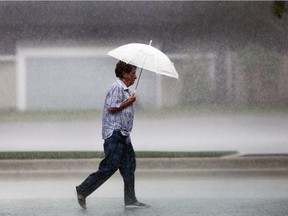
[1,197,288,216]
[1,114,288,154]
[1,113,288,215]
[1,170,288,216]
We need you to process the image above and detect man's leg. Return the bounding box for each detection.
[119,141,137,205]
[76,158,117,198]
[76,131,124,198]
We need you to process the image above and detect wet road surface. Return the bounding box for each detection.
[1,171,288,216]
[1,197,288,216]
[1,114,288,154]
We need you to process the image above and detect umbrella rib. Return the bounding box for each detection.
[135,52,148,91]
[155,52,159,75]
[125,50,139,65]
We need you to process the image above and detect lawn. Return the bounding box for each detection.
[0,151,238,160]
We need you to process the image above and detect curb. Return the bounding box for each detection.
[1,156,288,170]
[1,156,288,178]
[1,156,288,179]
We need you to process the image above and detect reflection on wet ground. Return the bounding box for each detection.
[1,173,288,216]
[1,197,288,216]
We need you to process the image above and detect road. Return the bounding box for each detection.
[1,113,288,154]
[1,168,288,216]
[1,113,288,215]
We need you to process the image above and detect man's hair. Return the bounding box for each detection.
[115,61,137,78]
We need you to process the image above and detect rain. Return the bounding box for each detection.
[0,1,288,215]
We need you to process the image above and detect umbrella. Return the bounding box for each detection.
[107,40,178,91]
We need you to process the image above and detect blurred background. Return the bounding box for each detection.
[0,1,287,153]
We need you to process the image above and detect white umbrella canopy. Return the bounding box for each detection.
[107,41,179,90]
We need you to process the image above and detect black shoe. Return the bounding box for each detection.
[125,201,150,209]
[75,187,86,209]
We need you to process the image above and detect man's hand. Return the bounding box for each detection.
[127,93,136,104]
[108,93,136,114]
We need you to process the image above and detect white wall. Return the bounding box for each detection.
[16,44,158,111]
[0,56,16,110]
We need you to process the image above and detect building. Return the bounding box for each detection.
[0,1,287,111]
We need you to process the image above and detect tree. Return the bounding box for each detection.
[271,1,287,18]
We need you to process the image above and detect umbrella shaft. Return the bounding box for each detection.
[135,67,144,91]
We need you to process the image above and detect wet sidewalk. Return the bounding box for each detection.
[1,156,288,179]
[1,156,288,216]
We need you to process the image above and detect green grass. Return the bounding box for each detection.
[0,151,238,160]
[135,151,238,158]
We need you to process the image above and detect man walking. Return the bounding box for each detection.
[75,61,148,209]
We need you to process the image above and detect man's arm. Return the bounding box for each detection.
[108,93,136,114]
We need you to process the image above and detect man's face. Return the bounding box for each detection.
[123,68,137,87]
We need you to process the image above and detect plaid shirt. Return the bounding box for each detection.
[102,79,134,140]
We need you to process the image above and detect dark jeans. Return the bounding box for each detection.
[76,130,137,205]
